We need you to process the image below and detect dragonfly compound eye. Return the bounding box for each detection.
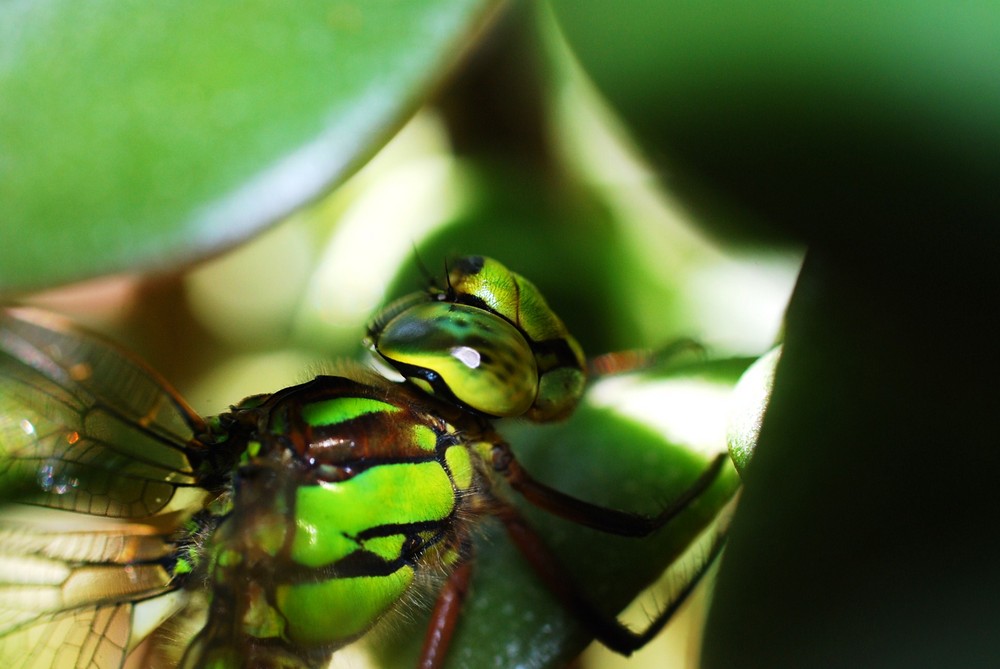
[373,302,539,417]
[369,256,588,421]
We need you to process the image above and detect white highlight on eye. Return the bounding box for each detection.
[19,419,34,435]
[450,346,481,369]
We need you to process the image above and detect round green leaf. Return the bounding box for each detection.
[0,0,494,292]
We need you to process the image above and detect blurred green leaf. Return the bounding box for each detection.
[704,249,1000,669]
[550,1,1000,245]
[0,0,494,291]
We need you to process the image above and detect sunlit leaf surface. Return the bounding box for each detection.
[0,0,494,291]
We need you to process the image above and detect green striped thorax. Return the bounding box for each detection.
[367,256,587,422]
[190,374,479,664]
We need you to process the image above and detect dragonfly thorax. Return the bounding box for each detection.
[192,374,479,662]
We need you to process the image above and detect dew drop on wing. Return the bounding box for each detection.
[36,458,79,495]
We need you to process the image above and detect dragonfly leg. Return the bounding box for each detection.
[587,339,704,377]
[418,557,474,669]
[490,443,729,537]
[494,499,728,655]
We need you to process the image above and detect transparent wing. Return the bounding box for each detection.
[0,308,214,667]
[2,603,133,669]
[0,307,208,518]
[0,510,189,668]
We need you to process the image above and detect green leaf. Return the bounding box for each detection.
[704,248,1000,669]
[727,346,780,477]
[0,0,494,292]
[550,1,1000,245]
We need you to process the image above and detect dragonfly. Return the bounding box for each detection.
[0,255,732,668]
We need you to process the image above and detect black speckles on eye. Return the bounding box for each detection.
[455,256,485,275]
[463,335,492,352]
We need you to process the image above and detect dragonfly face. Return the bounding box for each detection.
[0,256,734,669]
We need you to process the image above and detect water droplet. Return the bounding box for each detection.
[37,463,55,492]
[37,459,79,495]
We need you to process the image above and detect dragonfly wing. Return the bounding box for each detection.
[1,604,132,669]
[0,307,209,519]
[0,515,185,668]
[0,309,215,667]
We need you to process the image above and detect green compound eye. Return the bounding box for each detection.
[374,302,539,417]
[369,256,587,421]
